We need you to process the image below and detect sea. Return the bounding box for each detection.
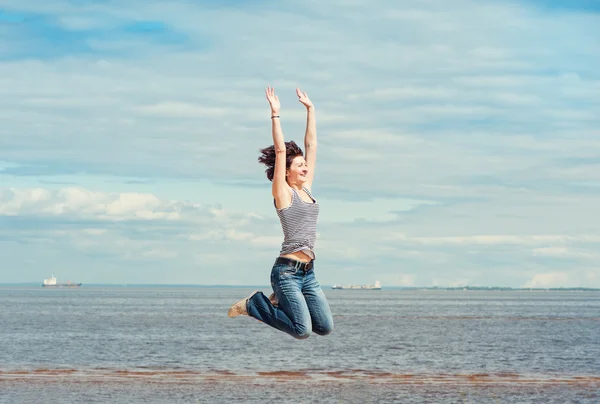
[0,286,598,403]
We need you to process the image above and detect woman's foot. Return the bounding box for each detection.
[268,292,278,306]
[227,291,257,317]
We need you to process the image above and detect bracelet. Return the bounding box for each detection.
[271,115,280,119]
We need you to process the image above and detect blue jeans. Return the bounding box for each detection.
[246,260,334,339]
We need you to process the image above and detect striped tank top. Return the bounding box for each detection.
[275,187,319,259]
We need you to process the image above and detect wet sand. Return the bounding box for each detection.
[2,368,598,404]
[2,367,599,386]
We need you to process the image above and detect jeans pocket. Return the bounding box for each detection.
[278,266,298,277]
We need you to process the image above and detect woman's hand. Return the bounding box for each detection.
[265,86,280,114]
[296,88,313,109]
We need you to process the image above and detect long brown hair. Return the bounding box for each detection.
[258,141,304,182]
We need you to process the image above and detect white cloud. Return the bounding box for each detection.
[380,274,416,287]
[348,87,457,102]
[532,247,597,259]
[81,228,107,236]
[189,229,281,249]
[134,102,230,118]
[522,272,570,288]
[585,269,599,283]
[2,184,600,287]
[0,187,183,220]
[448,279,470,288]
[139,249,178,260]
[430,277,472,288]
[388,234,600,246]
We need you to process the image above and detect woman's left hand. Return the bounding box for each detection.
[296,88,313,109]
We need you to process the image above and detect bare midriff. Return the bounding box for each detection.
[280,250,313,263]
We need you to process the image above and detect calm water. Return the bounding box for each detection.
[0,286,598,403]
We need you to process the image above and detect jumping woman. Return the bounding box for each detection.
[227,86,334,339]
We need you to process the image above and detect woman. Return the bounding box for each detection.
[227,86,334,339]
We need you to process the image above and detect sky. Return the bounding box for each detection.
[0,0,599,288]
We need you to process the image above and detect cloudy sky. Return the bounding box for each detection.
[1,0,599,288]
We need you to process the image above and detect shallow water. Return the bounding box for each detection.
[1,286,598,403]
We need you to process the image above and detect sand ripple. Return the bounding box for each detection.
[1,368,598,387]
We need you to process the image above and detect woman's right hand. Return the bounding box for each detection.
[265,86,280,114]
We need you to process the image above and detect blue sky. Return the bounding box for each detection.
[1,0,599,287]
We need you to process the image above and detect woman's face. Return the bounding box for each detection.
[287,155,308,184]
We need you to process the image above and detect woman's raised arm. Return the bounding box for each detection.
[297,88,317,190]
[266,87,289,204]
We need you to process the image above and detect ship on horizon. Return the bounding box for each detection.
[331,280,381,290]
[42,274,82,288]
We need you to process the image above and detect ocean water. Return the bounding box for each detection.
[0,286,598,403]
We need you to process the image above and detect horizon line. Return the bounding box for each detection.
[1,283,599,291]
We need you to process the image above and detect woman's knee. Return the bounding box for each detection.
[291,323,312,339]
[313,321,334,336]
[294,331,311,339]
[313,314,334,336]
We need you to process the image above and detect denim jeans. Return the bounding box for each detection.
[246,260,334,339]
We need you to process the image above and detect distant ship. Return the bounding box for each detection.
[42,274,82,288]
[332,281,381,290]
